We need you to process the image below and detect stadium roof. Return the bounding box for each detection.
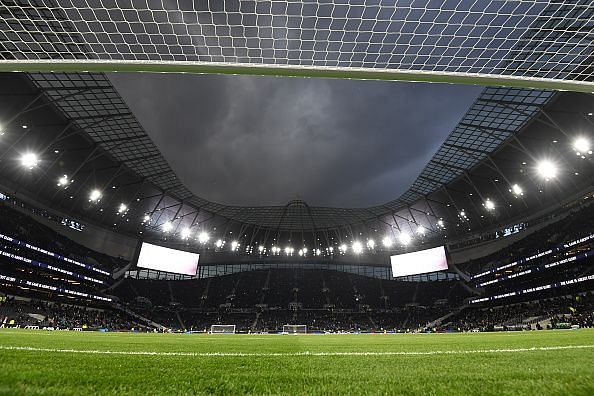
[0,1,592,254]
[23,71,555,230]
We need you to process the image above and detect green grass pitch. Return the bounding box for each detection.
[0,329,593,395]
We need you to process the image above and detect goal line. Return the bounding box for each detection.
[0,344,592,358]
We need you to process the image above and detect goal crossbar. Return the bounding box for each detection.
[0,60,591,93]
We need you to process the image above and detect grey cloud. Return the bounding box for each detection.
[108,73,481,207]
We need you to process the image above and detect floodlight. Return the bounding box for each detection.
[20,152,38,169]
[510,184,523,196]
[285,246,291,255]
[298,249,303,256]
[352,241,363,254]
[417,225,426,235]
[399,232,411,245]
[303,247,308,255]
[484,199,495,211]
[367,239,375,249]
[573,137,591,155]
[382,236,393,248]
[536,160,558,180]
[316,249,321,256]
[215,239,223,248]
[117,203,127,214]
[340,244,348,253]
[198,232,209,243]
[89,189,102,202]
[162,221,173,232]
[329,247,334,253]
[181,227,192,239]
[231,241,238,251]
[57,174,70,187]
[258,245,264,253]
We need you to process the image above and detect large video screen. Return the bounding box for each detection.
[390,246,448,277]
[136,242,199,276]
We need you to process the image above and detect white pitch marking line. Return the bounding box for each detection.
[0,344,592,357]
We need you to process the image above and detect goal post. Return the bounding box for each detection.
[283,324,307,334]
[210,324,236,334]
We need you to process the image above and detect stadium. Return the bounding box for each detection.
[0,1,593,394]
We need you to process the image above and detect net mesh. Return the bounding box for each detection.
[0,1,592,89]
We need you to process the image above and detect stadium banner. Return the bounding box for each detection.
[390,246,448,277]
[136,242,199,276]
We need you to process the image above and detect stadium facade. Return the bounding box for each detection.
[0,0,592,336]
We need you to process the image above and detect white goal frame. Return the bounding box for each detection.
[209,324,236,334]
[283,324,307,334]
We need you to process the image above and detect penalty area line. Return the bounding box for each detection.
[0,344,593,357]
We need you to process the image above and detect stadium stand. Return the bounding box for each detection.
[0,296,147,331]
[1,191,593,334]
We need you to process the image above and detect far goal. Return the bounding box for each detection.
[283,325,307,334]
[210,324,236,334]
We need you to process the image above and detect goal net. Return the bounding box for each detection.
[0,1,592,92]
[283,325,307,334]
[210,324,236,334]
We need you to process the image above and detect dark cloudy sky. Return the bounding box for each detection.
[108,73,482,207]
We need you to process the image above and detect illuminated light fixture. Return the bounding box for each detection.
[316,248,322,256]
[340,244,348,253]
[181,227,192,239]
[399,232,412,245]
[143,214,151,223]
[231,241,239,251]
[258,245,264,253]
[329,246,334,253]
[117,203,128,214]
[298,249,303,256]
[89,189,102,202]
[162,221,173,233]
[57,174,70,187]
[215,239,223,248]
[198,232,210,243]
[510,184,523,196]
[573,137,592,155]
[459,210,466,218]
[417,225,426,235]
[352,241,363,254]
[367,239,375,249]
[382,236,393,248]
[285,246,291,255]
[20,152,39,169]
[484,199,495,211]
[437,219,444,227]
[303,247,308,255]
[536,160,558,180]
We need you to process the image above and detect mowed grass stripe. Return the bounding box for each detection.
[1,343,593,357]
